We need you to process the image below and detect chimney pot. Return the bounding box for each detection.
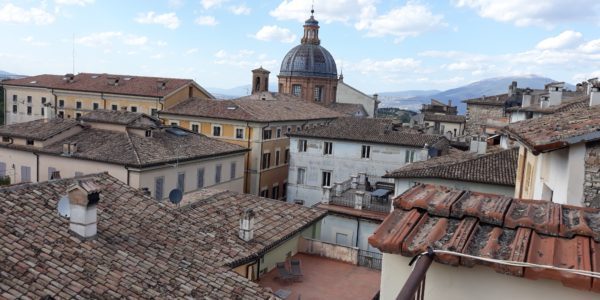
[239,208,256,242]
[67,180,101,239]
[590,86,600,107]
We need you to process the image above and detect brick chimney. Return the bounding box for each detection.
[67,180,101,239]
[239,208,256,242]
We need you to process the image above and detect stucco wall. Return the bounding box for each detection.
[0,147,38,183]
[320,214,381,252]
[4,86,53,125]
[394,178,515,198]
[380,253,597,300]
[336,81,376,118]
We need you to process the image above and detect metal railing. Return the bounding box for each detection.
[358,250,382,270]
[396,249,435,300]
[362,194,391,213]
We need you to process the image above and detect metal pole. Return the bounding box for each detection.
[396,251,434,300]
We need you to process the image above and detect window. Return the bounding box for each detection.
[323,142,333,155]
[405,150,415,163]
[292,84,302,96]
[58,111,64,118]
[75,113,81,119]
[230,162,236,180]
[262,152,271,170]
[297,168,306,185]
[155,177,164,200]
[263,128,272,140]
[272,185,279,199]
[41,97,46,104]
[151,108,158,116]
[322,171,332,187]
[235,128,244,139]
[48,167,56,180]
[145,130,152,137]
[2,137,9,142]
[111,104,118,111]
[59,100,64,108]
[27,106,32,115]
[298,139,307,152]
[287,126,292,133]
[314,86,323,102]
[93,103,99,110]
[275,150,280,166]
[41,107,44,115]
[26,139,34,146]
[282,182,287,199]
[191,124,199,133]
[130,106,138,113]
[276,128,282,138]
[177,172,185,192]
[197,168,205,188]
[297,126,302,132]
[284,149,289,164]
[12,95,17,102]
[215,164,222,183]
[170,122,179,126]
[12,105,17,114]
[361,145,371,159]
[21,166,31,182]
[260,189,269,198]
[76,101,82,109]
[212,125,222,137]
[27,96,32,103]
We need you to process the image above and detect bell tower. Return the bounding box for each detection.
[251,67,270,94]
[301,9,320,45]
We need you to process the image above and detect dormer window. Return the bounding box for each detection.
[26,139,34,146]
[2,137,10,143]
[145,130,152,137]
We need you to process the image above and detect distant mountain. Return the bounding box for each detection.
[0,70,25,80]
[378,90,441,99]
[208,83,279,99]
[378,75,575,113]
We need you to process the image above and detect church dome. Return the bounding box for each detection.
[279,11,337,79]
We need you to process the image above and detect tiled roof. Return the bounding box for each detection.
[503,103,600,153]
[1,73,205,98]
[423,113,466,123]
[0,173,325,298]
[39,127,248,167]
[463,94,509,106]
[80,110,161,129]
[369,184,600,293]
[326,103,368,117]
[385,148,518,186]
[160,94,343,122]
[0,118,80,140]
[505,96,588,114]
[289,118,447,148]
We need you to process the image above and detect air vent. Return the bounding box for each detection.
[29,81,37,84]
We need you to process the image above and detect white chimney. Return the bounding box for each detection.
[546,82,564,106]
[521,89,532,108]
[469,136,487,155]
[67,180,101,239]
[590,86,600,107]
[239,208,256,242]
[420,144,430,161]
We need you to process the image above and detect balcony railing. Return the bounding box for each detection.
[324,173,393,213]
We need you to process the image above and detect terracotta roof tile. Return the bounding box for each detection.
[423,113,465,123]
[326,103,368,116]
[369,183,600,293]
[385,148,518,186]
[463,93,509,106]
[505,96,588,114]
[291,118,448,148]
[0,173,324,298]
[80,109,161,128]
[2,73,201,98]
[0,118,80,140]
[161,94,343,122]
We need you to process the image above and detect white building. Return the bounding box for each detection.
[0,110,248,199]
[334,76,379,118]
[369,184,600,300]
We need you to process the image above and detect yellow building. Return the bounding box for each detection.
[160,91,342,199]
[1,73,213,125]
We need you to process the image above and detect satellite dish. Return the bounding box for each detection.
[169,189,183,205]
[57,196,70,218]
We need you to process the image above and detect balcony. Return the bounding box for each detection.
[321,173,393,214]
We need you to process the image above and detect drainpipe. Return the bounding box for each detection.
[34,152,39,182]
[518,150,528,199]
[244,121,251,194]
[256,122,270,196]
[125,166,131,185]
[355,217,360,249]
[51,88,58,117]
[101,92,107,110]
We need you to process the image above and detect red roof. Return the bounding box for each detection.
[369,184,600,293]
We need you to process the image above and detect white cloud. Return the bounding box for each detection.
[156,40,168,47]
[55,0,94,6]
[135,12,180,29]
[536,30,583,50]
[351,58,422,75]
[75,32,123,47]
[0,3,55,25]
[150,53,165,59]
[355,2,446,42]
[186,48,199,55]
[195,15,218,26]
[453,0,600,28]
[252,26,296,43]
[214,49,277,69]
[201,0,227,9]
[21,36,49,47]
[230,4,251,15]
[168,0,184,9]
[579,39,600,54]
[271,0,376,24]
[123,35,148,46]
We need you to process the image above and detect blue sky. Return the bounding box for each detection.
[1,0,600,93]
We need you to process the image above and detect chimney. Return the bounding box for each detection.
[239,208,256,242]
[420,144,429,161]
[107,76,119,86]
[67,180,101,239]
[546,82,564,106]
[447,100,452,107]
[156,79,167,90]
[63,73,75,83]
[469,135,487,155]
[521,89,532,108]
[590,85,600,107]
[62,142,77,155]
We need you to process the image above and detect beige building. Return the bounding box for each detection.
[159,93,342,199]
[0,110,247,199]
[1,72,213,125]
[334,76,379,118]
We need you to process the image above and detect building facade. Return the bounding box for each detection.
[159,94,342,199]
[1,73,213,124]
[0,110,247,199]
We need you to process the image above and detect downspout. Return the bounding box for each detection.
[51,88,57,117]
[518,150,527,199]
[256,257,261,280]
[34,152,39,182]
[101,92,106,110]
[125,166,131,185]
[244,121,251,193]
[256,122,270,196]
[355,217,360,248]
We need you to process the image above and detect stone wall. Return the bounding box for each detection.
[297,236,359,264]
[584,141,600,207]
[465,104,507,135]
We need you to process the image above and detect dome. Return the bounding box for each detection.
[279,44,338,79]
